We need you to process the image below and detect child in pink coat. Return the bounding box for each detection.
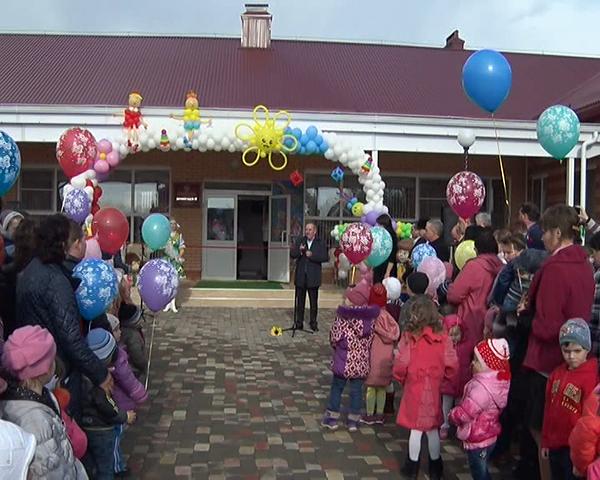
[362,283,400,425]
[449,338,511,480]
[440,310,463,440]
[393,295,458,480]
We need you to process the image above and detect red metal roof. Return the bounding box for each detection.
[555,71,600,121]
[1,34,600,120]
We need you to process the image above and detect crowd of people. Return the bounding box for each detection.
[322,202,600,480]
[0,207,151,479]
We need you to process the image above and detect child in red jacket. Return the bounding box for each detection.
[542,318,598,479]
[569,385,600,478]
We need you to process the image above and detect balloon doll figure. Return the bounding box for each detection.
[123,91,147,153]
[171,90,212,149]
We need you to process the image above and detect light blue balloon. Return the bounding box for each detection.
[319,141,329,154]
[142,213,171,250]
[306,140,317,154]
[283,137,295,149]
[365,226,393,268]
[315,134,323,145]
[292,128,302,139]
[412,243,437,270]
[462,49,512,113]
[300,146,307,155]
[537,105,581,160]
[300,134,309,145]
[306,125,318,139]
[0,131,21,197]
[73,259,118,321]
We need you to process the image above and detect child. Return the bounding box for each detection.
[569,384,600,477]
[0,418,37,480]
[82,328,136,479]
[321,272,378,432]
[382,276,402,323]
[393,295,458,479]
[541,319,598,480]
[397,239,414,280]
[118,302,146,378]
[362,283,400,425]
[0,325,87,479]
[107,314,148,476]
[440,305,462,440]
[53,387,88,460]
[399,272,429,329]
[449,338,511,480]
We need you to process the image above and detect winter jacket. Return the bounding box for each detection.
[112,347,148,412]
[447,254,502,393]
[393,327,458,431]
[80,375,127,431]
[441,315,462,396]
[291,236,329,288]
[449,371,510,450]
[591,267,600,360]
[0,384,88,479]
[15,257,107,386]
[570,385,600,476]
[524,245,595,375]
[491,261,516,308]
[121,324,146,377]
[385,300,401,324]
[365,309,400,387]
[53,388,87,460]
[542,358,598,449]
[329,304,378,379]
[527,222,545,250]
[430,237,450,263]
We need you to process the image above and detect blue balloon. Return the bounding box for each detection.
[319,141,329,154]
[306,140,317,154]
[411,243,437,270]
[73,259,118,321]
[365,226,393,268]
[283,137,295,149]
[462,49,512,113]
[284,126,292,134]
[0,131,21,197]
[292,128,302,139]
[142,213,171,250]
[306,126,318,139]
[537,105,581,160]
[300,146,307,155]
[315,134,323,145]
[300,134,309,146]
[63,188,91,223]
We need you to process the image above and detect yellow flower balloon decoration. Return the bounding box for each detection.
[270,325,283,337]
[235,105,298,171]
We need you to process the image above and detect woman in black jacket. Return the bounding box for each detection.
[373,214,399,284]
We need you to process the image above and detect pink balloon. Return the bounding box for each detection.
[84,237,102,259]
[446,171,486,219]
[340,223,373,265]
[106,150,120,167]
[417,256,446,297]
[97,139,113,154]
[94,159,110,174]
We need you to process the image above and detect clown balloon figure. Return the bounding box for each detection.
[123,91,148,153]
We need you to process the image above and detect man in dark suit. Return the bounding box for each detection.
[425,219,450,262]
[290,223,328,331]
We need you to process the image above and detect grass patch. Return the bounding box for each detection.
[194,280,284,289]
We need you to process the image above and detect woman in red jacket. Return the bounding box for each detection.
[523,205,595,478]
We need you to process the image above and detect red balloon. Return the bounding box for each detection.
[446,171,486,219]
[340,223,373,265]
[92,207,129,255]
[56,128,97,178]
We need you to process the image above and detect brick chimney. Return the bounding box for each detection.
[241,3,272,49]
[444,30,465,50]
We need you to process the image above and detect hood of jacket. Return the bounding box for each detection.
[475,254,503,276]
[513,248,549,274]
[374,310,400,344]
[549,244,590,265]
[336,305,379,335]
[471,371,510,410]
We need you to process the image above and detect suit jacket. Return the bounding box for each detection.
[291,236,328,288]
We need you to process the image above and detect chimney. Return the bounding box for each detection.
[241,3,272,49]
[444,30,465,50]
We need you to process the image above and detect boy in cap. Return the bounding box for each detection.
[541,319,598,479]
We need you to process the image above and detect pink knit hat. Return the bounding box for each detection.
[345,270,373,306]
[2,326,56,381]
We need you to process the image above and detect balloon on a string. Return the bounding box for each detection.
[56,128,97,179]
[63,188,91,223]
[417,256,446,297]
[73,258,118,321]
[411,243,436,270]
[138,259,179,311]
[92,207,129,255]
[446,171,486,219]
[0,131,21,197]
[455,240,477,270]
[340,223,373,265]
[462,49,512,114]
[537,105,581,160]
[142,213,171,250]
[365,226,393,268]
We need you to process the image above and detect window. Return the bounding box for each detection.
[528,176,546,213]
[418,178,447,220]
[19,169,56,213]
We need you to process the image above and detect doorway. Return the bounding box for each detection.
[237,195,268,280]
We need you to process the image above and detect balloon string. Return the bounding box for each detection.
[464,149,469,170]
[492,114,510,207]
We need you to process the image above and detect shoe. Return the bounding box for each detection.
[321,410,339,430]
[163,303,170,312]
[429,457,444,480]
[171,302,178,313]
[309,322,319,332]
[347,415,360,432]
[439,424,449,440]
[400,456,419,479]
[359,415,378,425]
[374,414,385,425]
[384,392,395,414]
[293,323,304,331]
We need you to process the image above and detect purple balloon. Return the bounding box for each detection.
[365,211,379,226]
[63,188,91,223]
[360,215,367,223]
[391,219,397,231]
[96,170,110,183]
[138,259,179,312]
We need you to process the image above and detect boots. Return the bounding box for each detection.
[170,299,178,313]
[400,456,419,479]
[429,457,444,480]
[384,391,395,414]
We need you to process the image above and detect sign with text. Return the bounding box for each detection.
[173,182,201,208]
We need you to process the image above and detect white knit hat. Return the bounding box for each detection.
[382,277,401,301]
[0,419,36,480]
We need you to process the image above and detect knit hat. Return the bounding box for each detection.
[0,210,23,238]
[369,283,388,307]
[107,313,120,332]
[559,318,591,351]
[0,419,36,480]
[345,270,373,306]
[86,328,117,364]
[382,277,401,301]
[118,303,142,328]
[406,272,429,295]
[2,326,57,381]
[475,338,511,380]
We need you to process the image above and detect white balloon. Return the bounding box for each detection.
[176,138,185,149]
[199,145,207,152]
[198,134,208,146]
[214,144,222,152]
[70,177,86,189]
[176,127,185,137]
[207,138,215,149]
[363,203,373,214]
[324,149,334,160]
[339,153,348,164]
[141,143,150,152]
[333,145,344,157]
[221,137,231,148]
[119,145,128,157]
[138,132,149,145]
[147,139,156,150]
[192,139,199,150]
[84,186,94,199]
[228,144,236,153]
[457,128,476,149]
[382,206,389,214]
[337,270,348,280]
[380,181,386,191]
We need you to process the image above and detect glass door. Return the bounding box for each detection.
[202,191,237,280]
[268,195,290,282]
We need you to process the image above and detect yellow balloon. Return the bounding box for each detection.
[454,240,477,271]
[351,202,364,217]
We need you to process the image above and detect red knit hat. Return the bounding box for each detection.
[369,283,387,307]
[474,338,511,380]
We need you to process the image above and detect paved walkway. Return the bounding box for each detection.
[123,307,513,479]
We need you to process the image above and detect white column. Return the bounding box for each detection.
[566,156,575,206]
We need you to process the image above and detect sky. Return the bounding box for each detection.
[3,0,600,57]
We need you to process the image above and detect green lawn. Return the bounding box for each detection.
[194,280,284,289]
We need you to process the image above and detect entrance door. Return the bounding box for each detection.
[202,192,236,280]
[237,195,268,280]
[268,195,290,282]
